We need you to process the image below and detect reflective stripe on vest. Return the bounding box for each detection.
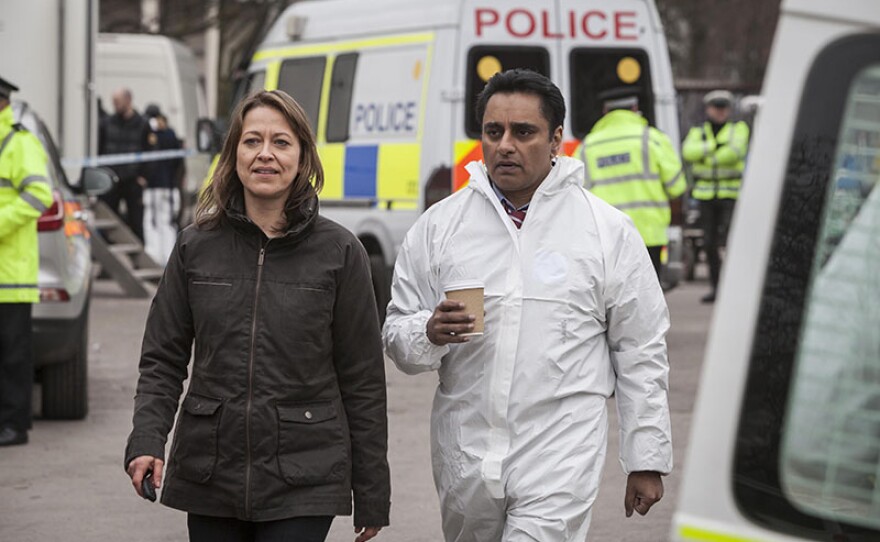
[615,200,670,210]
[585,126,674,246]
[0,129,15,157]
[0,173,51,212]
[665,168,684,191]
[19,190,49,213]
[585,129,655,188]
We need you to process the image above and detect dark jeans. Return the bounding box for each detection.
[701,198,736,291]
[187,514,333,542]
[0,303,33,431]
[100,176,145,241]
[647,245,663,279]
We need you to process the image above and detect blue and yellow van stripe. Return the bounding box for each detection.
[257,33,431,210]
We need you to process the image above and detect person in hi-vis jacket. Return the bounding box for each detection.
[0,76,53,447]
[682,89,750,303]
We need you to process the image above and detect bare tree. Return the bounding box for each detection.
[658,0,781,88]
[658,0,782,129]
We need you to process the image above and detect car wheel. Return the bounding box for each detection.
[42,311,89,420]
[370,253,391,326]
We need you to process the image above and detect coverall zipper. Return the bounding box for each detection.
[245,242,267,518]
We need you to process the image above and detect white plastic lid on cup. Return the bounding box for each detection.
[443,279,485,294]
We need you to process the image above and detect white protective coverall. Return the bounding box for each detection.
[383,157,673,541]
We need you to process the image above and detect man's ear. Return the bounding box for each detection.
[550,125,563,155]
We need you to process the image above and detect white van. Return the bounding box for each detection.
[96,33,210,197]
[673,0,880,540]
[233,0,680,308]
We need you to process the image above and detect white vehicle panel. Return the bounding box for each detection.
[673,0,880,538]
[350,46,429,144]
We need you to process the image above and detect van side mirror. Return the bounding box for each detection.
[79,167,117,196]
[197,118,226,154]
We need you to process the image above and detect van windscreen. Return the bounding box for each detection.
[569,48,654,139]
[465,46,550,139]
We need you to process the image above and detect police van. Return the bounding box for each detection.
[673,0,880,540]
[223,0,680,308]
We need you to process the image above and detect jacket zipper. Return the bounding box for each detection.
[245,242,267,518]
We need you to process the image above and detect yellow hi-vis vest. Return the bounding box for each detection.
[0,105,53,303]
[682,120,750,200]
[579,109,686,247]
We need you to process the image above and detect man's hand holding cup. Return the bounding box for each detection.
[428,281,485,345]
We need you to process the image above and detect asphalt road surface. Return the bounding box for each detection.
[0,278,712,542]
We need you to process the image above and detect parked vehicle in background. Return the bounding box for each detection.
[201,0,683,312]
[15,101,115,420]
[0,0,97,183]
[673,0,880,540]
[1,0,114,420]
[96,33,211,213]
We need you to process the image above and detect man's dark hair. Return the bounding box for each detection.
[475,69,565,137]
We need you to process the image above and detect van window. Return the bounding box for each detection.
[277,57,326,133]
[569,48,654,138]
[465,46,550,139]
[733,35,880,538]
[327,53,358,143]
[781,62,880,531]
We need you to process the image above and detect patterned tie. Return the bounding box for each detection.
[501,199,528,229]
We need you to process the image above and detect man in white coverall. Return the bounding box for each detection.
[382,69,673,540]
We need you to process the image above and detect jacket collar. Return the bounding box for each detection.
[0,105,13,132]
[465,155,584,204]
[590,109,647,134]
[225,188,319,244]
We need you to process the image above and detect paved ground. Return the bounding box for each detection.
[0,278,712,542]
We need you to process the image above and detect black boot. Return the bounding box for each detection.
[701,291,717,304]
[0,426,28,446]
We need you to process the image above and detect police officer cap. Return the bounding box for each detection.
[0,76,19,99]
[703,89,734,107]
[598,86,640,109]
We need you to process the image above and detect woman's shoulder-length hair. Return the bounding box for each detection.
[195,90,324,230]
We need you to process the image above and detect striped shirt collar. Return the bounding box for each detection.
[489,179,530,212]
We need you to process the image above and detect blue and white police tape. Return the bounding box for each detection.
[61,148,200,168]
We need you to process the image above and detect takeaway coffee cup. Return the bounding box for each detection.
[444,280,484,336]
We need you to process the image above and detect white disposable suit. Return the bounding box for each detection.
[382,157,673,541]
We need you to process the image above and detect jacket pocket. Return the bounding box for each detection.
[282,285,334,344]
[173,394,223,484]
[276,401,347,486]
[189,278,232,338]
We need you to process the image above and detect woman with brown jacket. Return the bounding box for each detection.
[124,90,390,542]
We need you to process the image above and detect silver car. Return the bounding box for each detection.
[13,101,113,420]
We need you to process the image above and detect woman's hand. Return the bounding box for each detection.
[354,526,382,542]
[126,455,164,498]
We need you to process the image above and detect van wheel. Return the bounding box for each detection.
[370,254,391,326]
[42,314,89,420]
